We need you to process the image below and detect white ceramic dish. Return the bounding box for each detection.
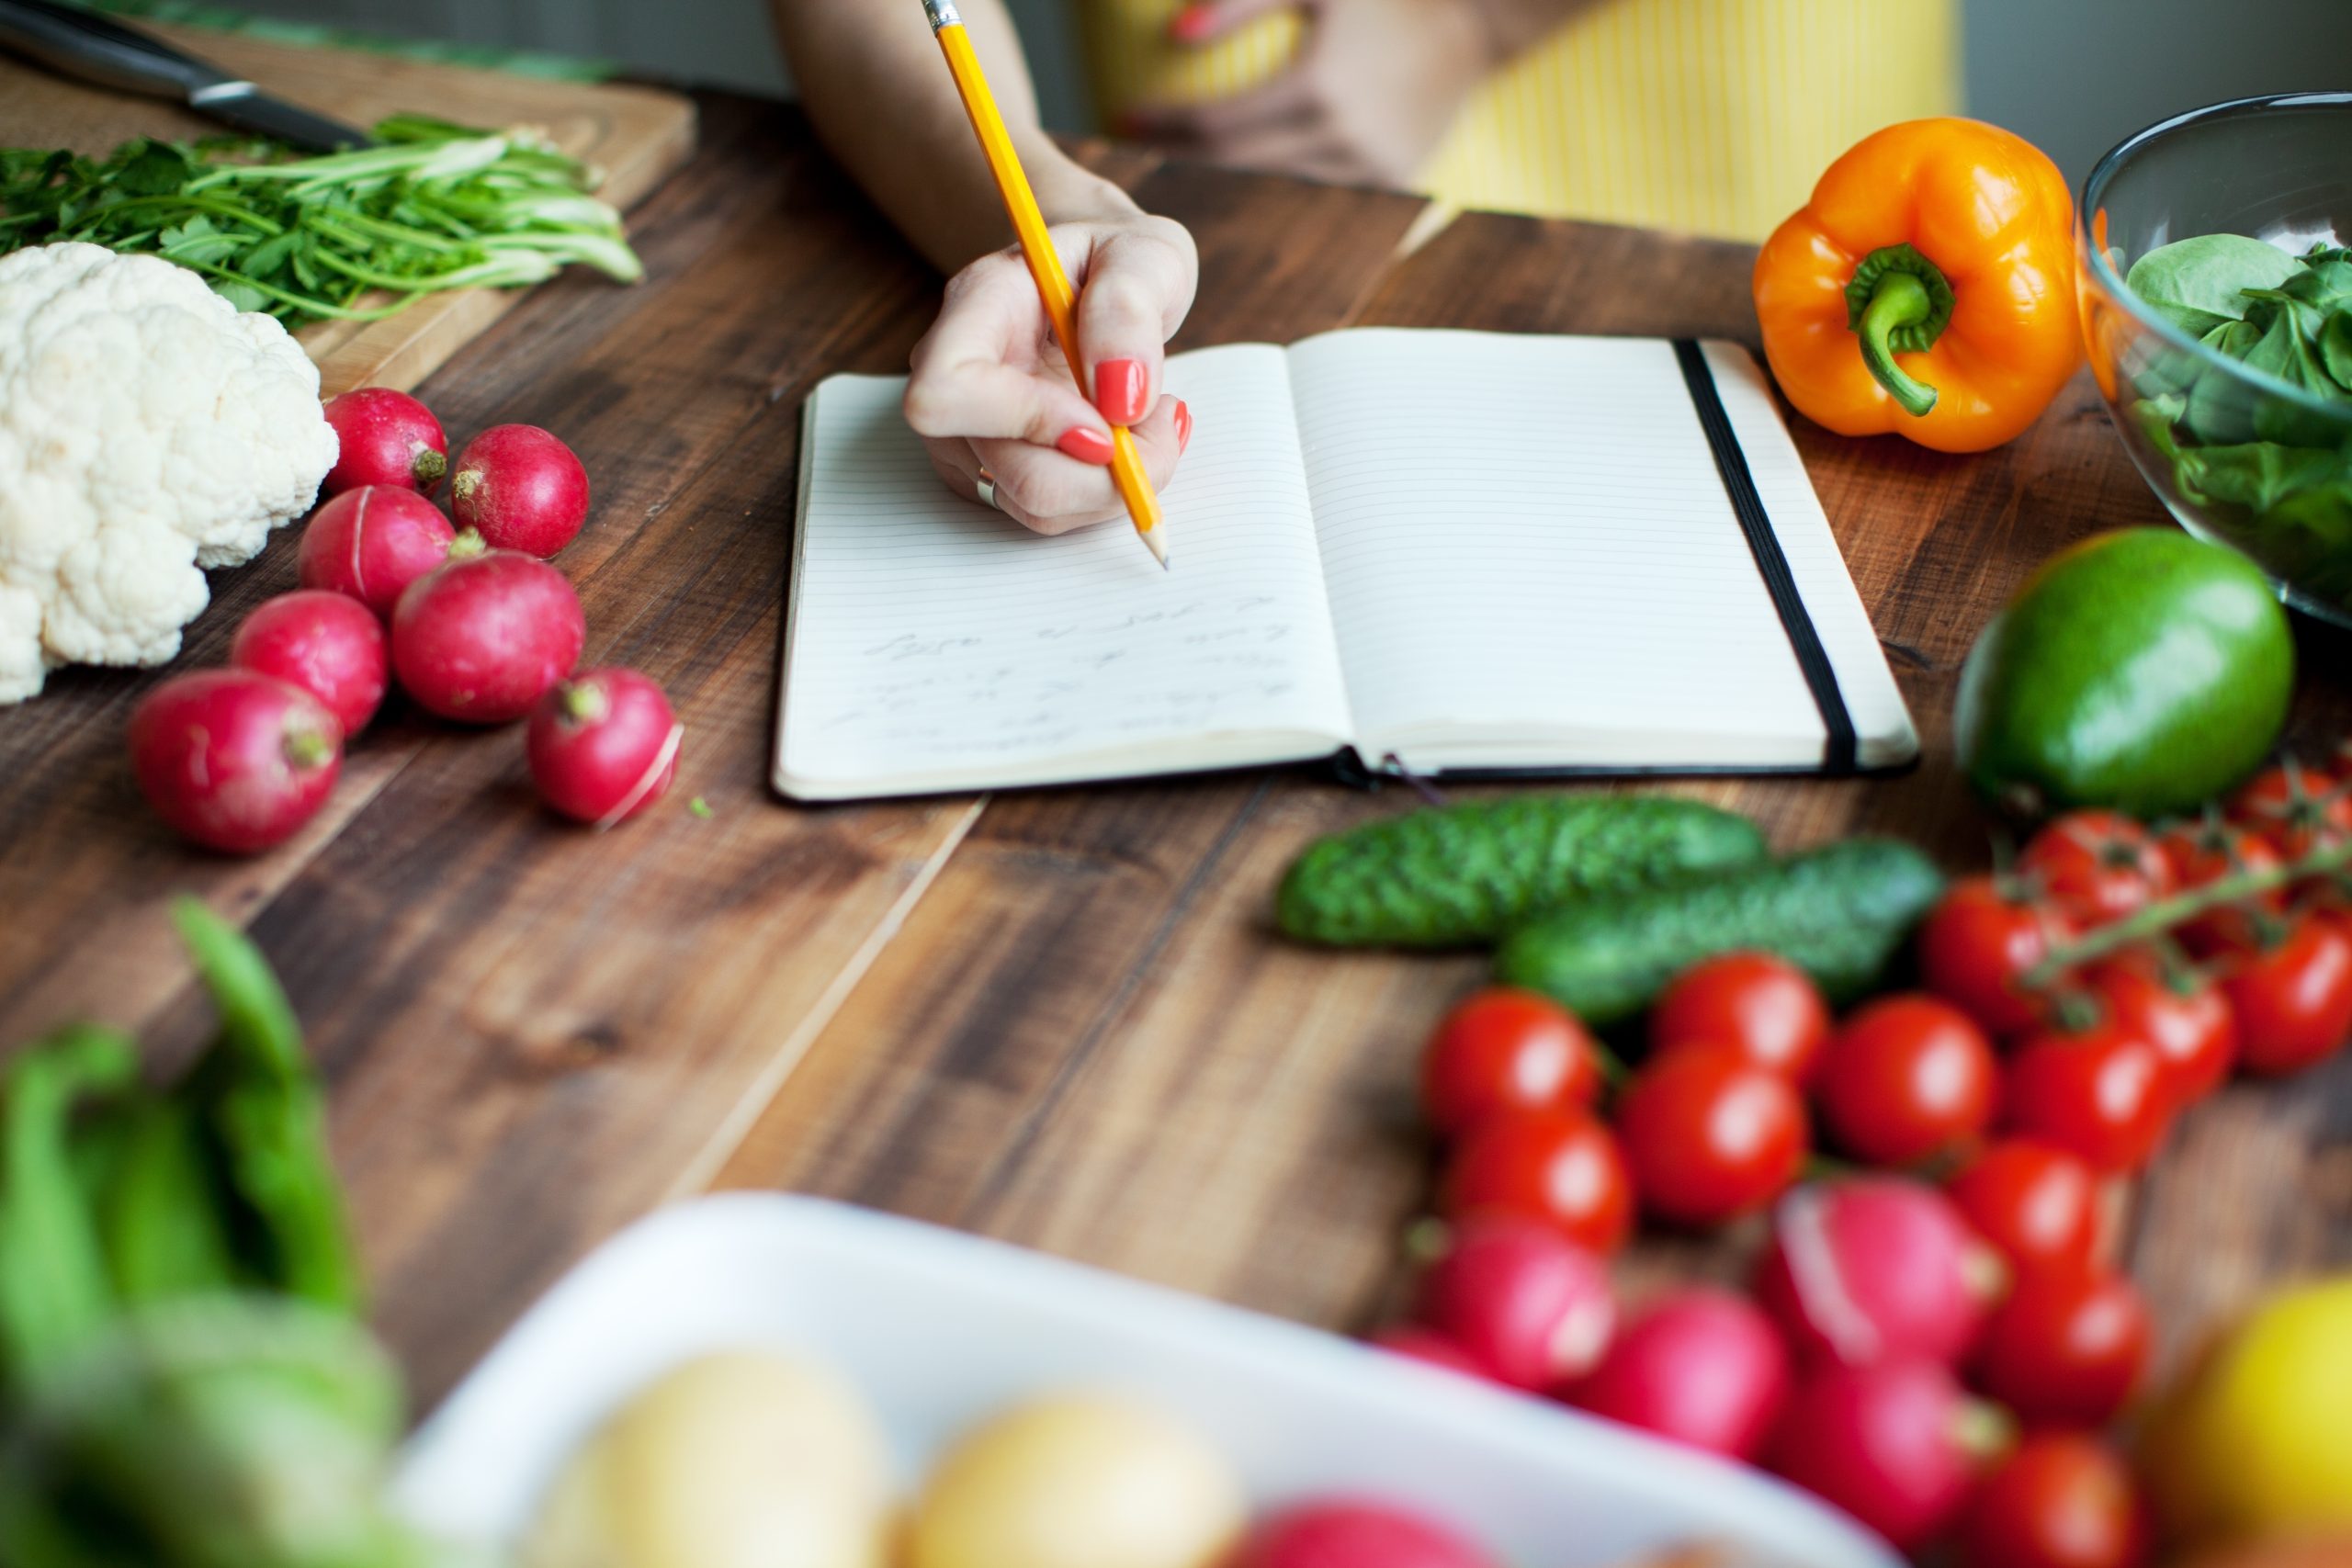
[394,1194,1901,1568]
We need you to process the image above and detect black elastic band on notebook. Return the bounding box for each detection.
[1673,339,1859,773]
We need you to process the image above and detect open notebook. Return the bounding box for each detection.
[775,330,1916,802]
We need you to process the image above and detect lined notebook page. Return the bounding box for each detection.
[1287,330,1897,768]
[775,346,1353,799]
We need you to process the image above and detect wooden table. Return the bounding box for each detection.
[5,91,2348,1411]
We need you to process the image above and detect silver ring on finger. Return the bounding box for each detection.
[975,467,1001,511]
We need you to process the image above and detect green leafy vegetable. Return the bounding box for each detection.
[0,114,640,329]
[0,901,359,1396]
[0,1029,138,1384]
[2119,237,2352,611]
[171,900,362,1314]
[0,911,431,1568]
[0,1298,438,1568]
[2124,233,2302,337]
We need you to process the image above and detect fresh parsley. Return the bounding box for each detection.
[0,115,641,328]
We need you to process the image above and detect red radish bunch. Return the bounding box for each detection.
[1227,1500,1498,1568]
[450,423,590,557]
[130,393,686,854]
[1408,1217,1614,1392]
[129,670,341,853]
[298,484,467,619]
[1766,1359,2009,1551]
[230,590,389,737]
[392,551,584,724]
[527,669,682,825]
[1753,1178,2003,1369]
[1562,1288,1790,1461]
[321,387,447,495]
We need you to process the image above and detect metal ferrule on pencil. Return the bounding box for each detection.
[923,0,963,30]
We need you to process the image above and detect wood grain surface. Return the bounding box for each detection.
[0,24,695,396]
[1,90,2346,1416]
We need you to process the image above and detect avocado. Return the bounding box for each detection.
[1955,528,2293,818]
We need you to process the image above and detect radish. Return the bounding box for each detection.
[391,551,584,724]
[299,485,472,620]
[1753,1177,2005,1368]
[1227,1499,1496,1568]
[321,387,447,495]
[1410,1216,1614,1391]
[128,670,341,854]
[526,668,683,826]
[230,591,390,737]
[1769,1359,2010,1551]
[449,423,589,557]
[1367,1325,1490,1382]
[1564,1287,1791,1460]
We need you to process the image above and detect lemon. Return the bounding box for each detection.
[2143,1277,2352,1546]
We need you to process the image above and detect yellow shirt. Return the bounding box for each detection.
[1075,0,1959,242]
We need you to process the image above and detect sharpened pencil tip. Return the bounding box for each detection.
[1137,524,1170,569]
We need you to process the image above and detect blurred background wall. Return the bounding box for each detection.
[203,0,2349,188]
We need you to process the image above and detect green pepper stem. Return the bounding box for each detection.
[1856,270,1942,417]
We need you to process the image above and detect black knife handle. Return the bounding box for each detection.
[0,0,234,99]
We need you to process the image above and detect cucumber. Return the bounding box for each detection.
[1275,795,1768,948]
[1493,840,1946,1024]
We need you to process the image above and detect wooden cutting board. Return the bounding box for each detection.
[0,24,695,396]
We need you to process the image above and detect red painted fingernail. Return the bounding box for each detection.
[1168,5,1216,42]
[1057,426,1116,465]
[1174,400,1193,452]
[1095,358,1148,426]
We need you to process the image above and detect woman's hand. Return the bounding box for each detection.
[905,211,1199,536]
[1127,0,1498,186]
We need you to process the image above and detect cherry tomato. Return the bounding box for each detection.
[1920,877,2074,1037]
[1945,1138,2105,1279]
[1617,1042,1809,1228]
[2002,1021,2171,1174]
[2080,953,2237,1111]
[2018,811,2173,929]
[1441,1107,1634,1254]
[2157,817,2287,954]
[1815,994,1999,1168]
[2231,762,2352,861]
[1419,987,1604,1139]
[1970,1265,2152,1428]
[1649,952,1831,1086]
[2214,914,2352,1077]
[1961,1433,2150,1568]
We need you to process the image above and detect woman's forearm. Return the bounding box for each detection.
[770,0,1141,272]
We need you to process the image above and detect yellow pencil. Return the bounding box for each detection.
[922,0,1170,569]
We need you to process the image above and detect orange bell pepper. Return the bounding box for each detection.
[1753,118,2082,454]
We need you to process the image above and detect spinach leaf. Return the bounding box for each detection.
[2125,232,2302,336]
[2185,319,2267,445]
[2323,312,2352,391]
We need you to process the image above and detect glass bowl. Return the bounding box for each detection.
[2078,93,2352,626]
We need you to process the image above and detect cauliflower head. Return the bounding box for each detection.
[0,242,338,703]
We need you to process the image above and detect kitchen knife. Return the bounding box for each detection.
[0,0,372,151]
